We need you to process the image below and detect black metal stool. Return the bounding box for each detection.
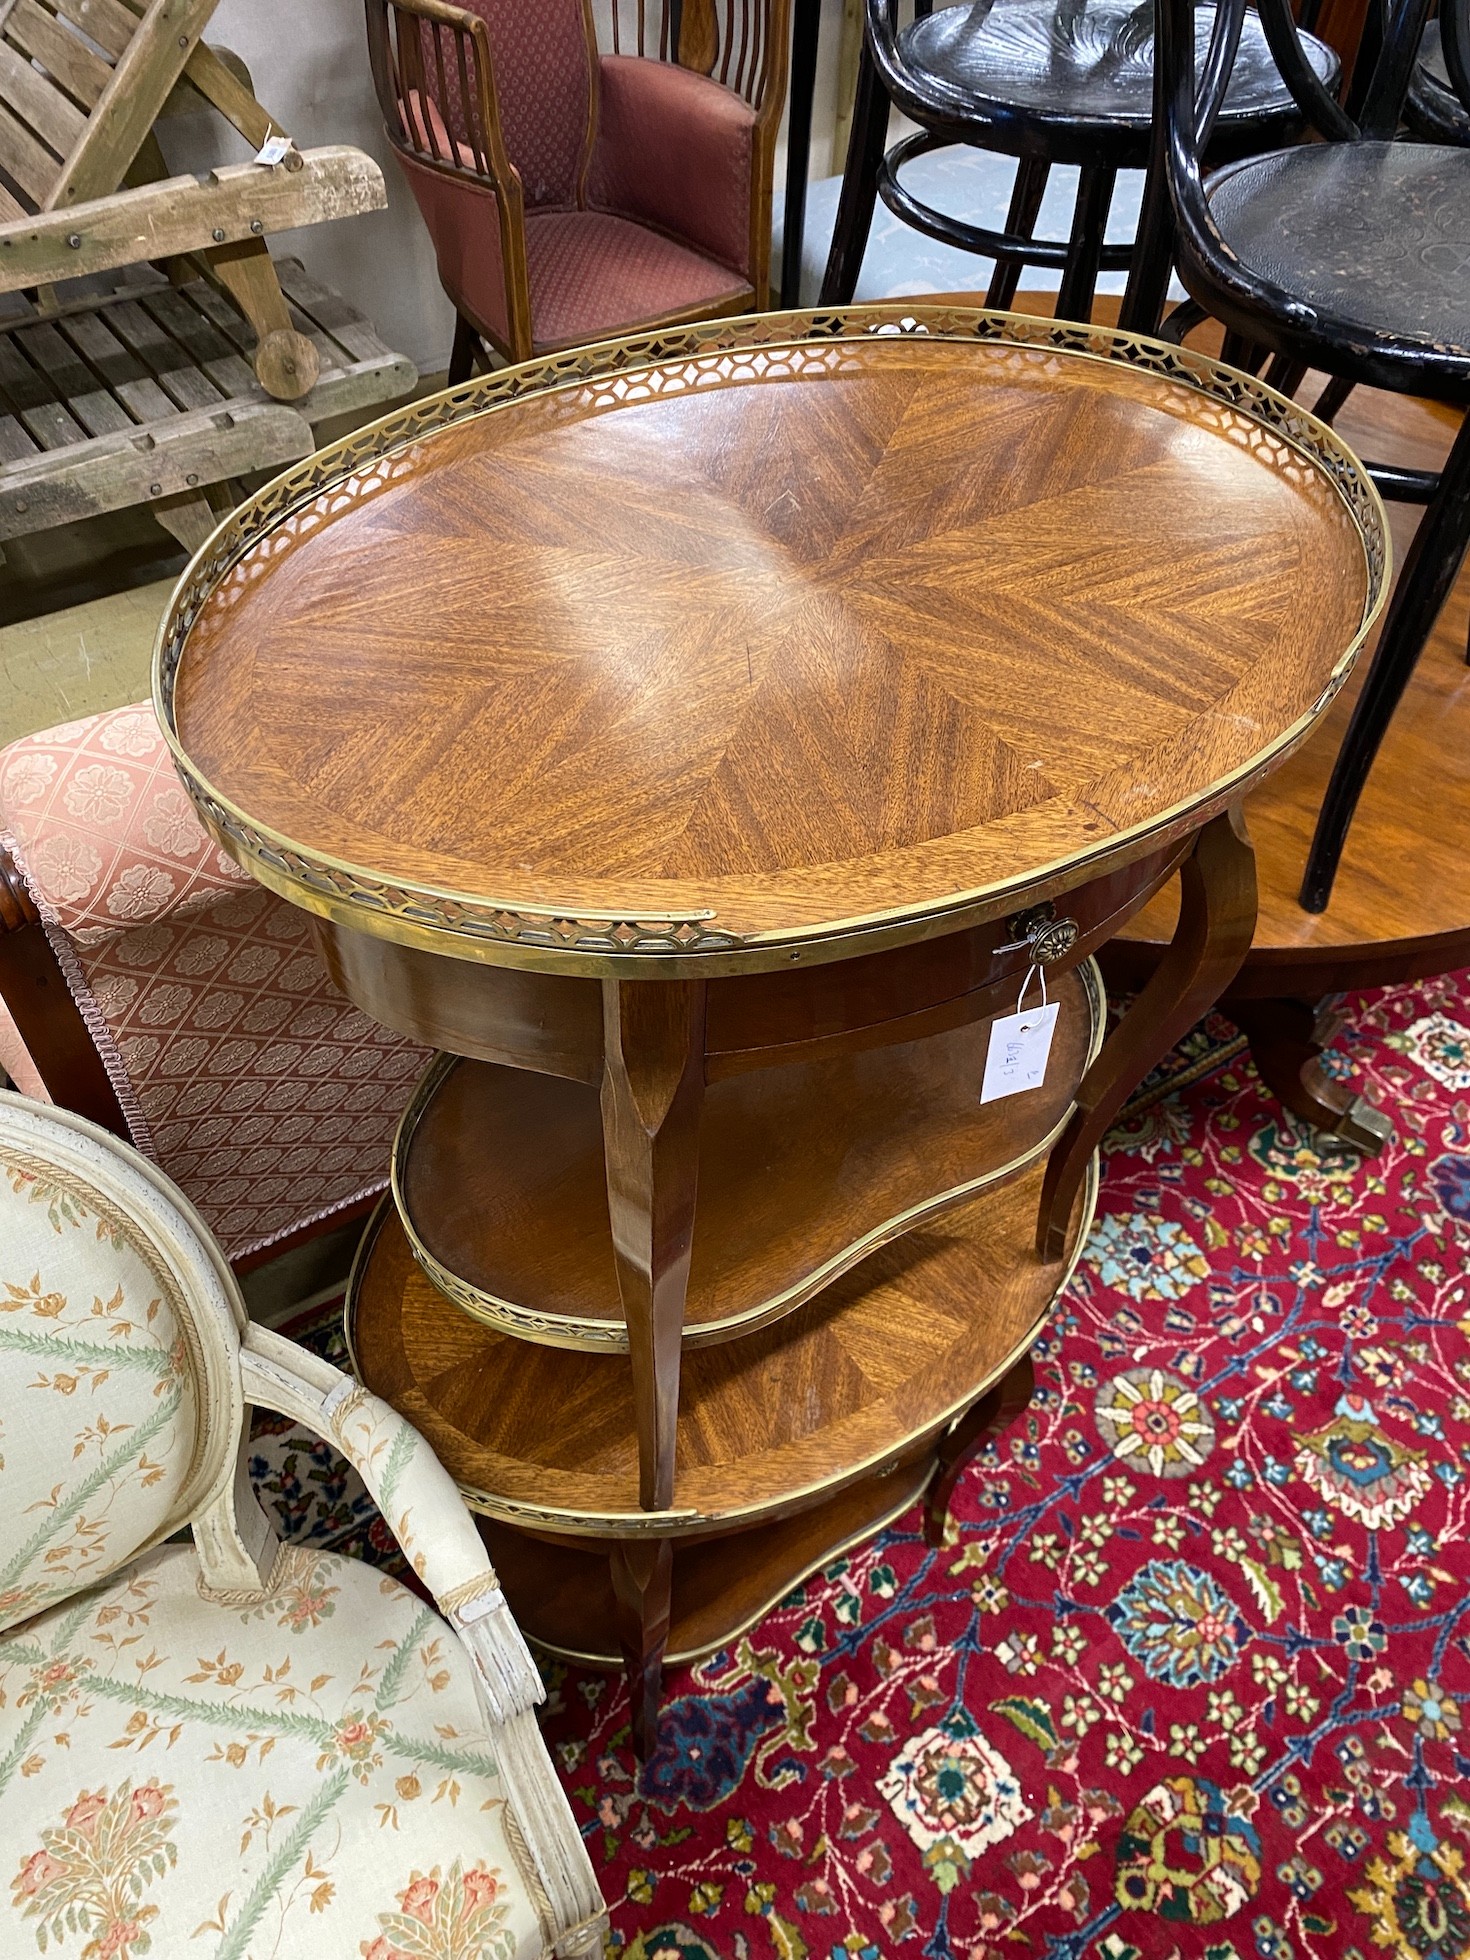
[818,0,1337,320]
[1122,0,1470,915]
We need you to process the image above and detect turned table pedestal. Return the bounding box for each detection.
[159,307,1384,1749]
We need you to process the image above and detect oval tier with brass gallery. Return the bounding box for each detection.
[156,306,1386,1750]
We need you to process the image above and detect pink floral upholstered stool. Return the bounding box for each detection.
[0,703,427,1265]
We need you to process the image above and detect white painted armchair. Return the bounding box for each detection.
[0,1090,606,1959]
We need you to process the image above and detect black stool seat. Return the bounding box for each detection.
[895,0,1336,157]
[1208,141,1470,359]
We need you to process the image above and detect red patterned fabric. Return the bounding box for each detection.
[395,145,514,348]
[525,208,748,350]
[590,54,756,278]
[0,706,428,1260]
[400,84,477,169]
[457,0,592,207]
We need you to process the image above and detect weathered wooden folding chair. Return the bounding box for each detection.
[0,0,413,550]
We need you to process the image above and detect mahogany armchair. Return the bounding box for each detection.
[364,0,791,378]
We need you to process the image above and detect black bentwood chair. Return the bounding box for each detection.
[1406,13,1470,141]
[818,0,1337,321]
[1121,0,1470,914]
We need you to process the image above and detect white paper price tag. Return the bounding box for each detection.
[980,1000,1058,1103]
[254,133,293,167]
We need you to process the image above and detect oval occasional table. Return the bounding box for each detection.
[157,307,1386,1751]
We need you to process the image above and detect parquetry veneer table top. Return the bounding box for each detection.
[158,308,1386,974]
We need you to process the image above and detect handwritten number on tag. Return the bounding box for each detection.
[981,1001,1059,1104]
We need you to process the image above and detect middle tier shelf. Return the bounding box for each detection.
[394,957,1104,1349]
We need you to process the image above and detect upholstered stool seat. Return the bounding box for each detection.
[0,702,427,1262]
[0,1090,607,1956]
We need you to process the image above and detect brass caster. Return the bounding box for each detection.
[1328,1093,1393,1156]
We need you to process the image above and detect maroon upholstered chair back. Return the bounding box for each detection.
[445,0,593,207]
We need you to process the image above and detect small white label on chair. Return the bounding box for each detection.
[981,1002,1059,1103]
[254,134,293,166]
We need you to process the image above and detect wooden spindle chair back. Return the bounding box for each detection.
[606,0,778,110]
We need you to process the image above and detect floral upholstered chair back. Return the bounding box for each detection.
[0,1096,242,1634]
[0,1091,608,1957]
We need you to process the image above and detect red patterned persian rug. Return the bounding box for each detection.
[257,970,1470,1960]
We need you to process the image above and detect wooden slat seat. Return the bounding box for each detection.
[0,0,411,548]
[0,257,414,546]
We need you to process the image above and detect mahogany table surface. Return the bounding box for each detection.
[159,309,1385,975]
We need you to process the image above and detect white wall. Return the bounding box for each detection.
[163,0,852,380]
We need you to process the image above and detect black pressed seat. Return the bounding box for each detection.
[895,0,1334,146]
[1121,0,1470,918]
[1206,142,1470,352]
[820,0,1338,324]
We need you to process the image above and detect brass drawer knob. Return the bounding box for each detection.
[998,904,1080,964]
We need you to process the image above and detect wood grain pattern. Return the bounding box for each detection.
[474,1456,931,1667]
[347,1154,1096,1536]
[310,835,1180,1074]
[600,976,705,1510]
[1119,382,1470,984]
[396,960,1102,1349]
[171,322,1376,956]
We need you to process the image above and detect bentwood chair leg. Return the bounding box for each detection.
[779,0,823,304]
[985,156,1051,311]
[1261,353,1308,398]
[1314,374,1355,425]
[1301,414,1470,912]
[1219,331,1269,374]
[1054,165,1116,322]
[449,313,483,386]
[819,34,891,305]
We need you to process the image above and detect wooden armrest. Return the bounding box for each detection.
[0,146,386,294]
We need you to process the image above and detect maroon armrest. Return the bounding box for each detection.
[393,140,516,350]
[588,55,757,281]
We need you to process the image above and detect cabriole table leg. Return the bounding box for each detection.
[1038,805,1259,1261]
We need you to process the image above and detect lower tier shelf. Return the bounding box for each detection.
[477,1457,933,1668]
[345,1149,1097,1538]
[395,960,1103,1351]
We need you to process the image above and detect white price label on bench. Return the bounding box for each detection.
[254,134,293,166]
[980,1001,1058,1103]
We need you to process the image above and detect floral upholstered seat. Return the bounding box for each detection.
[0,703,429,1262]
[0,1091,607,1958]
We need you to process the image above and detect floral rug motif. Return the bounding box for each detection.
[255,972,1470,1960]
